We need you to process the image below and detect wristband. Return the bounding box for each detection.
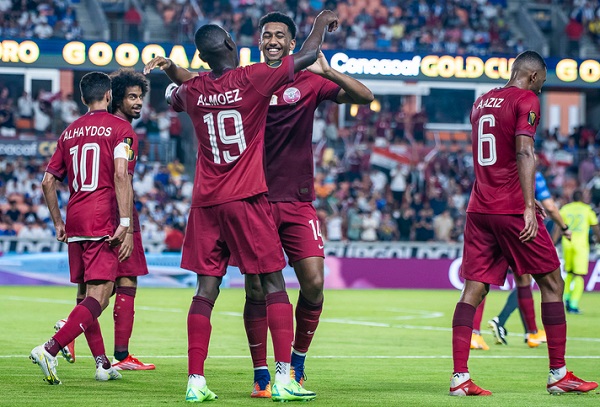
[562,225,569,231]
[120,217,131,228]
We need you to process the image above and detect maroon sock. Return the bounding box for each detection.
[84,318,106,361]
[293,292,323,353]
[517,286,538,332]
[243,296,268,368]
[452,302,476,373]
[265,291,293,364]
[47,297,102,357]
[541,302,566,369]
[114,286,136,354]
[472,297,485,332]
[188,296,214,376]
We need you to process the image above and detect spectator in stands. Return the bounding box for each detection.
[163,223,184,252]
[5,200,23,223]
[17,91,34,121]
[59,93,79,126]
[565,17,583,57]
[0,100,16,137]
[124,5,142,42]
[433,209,454,242]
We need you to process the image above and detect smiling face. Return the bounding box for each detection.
[259,22,296,63]
[118,85,143,121]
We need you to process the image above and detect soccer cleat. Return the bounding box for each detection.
[54,319,75,363]
[272,380,316,402]
[290,366,306,386]
[449,376,492,396]
[95,365,122,381]
[30,345,61,385]
[547,371,598,394]
[567,307,582,315]
[488,317,508,345]
[526,330,547,348]
[250,381,272,398]
[185,380,217,403]
[112,354,155,370]
[470,333,489,350]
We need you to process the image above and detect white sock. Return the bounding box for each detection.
[451,372,470,386]
[275,361,291,385]
[549,366,567,381]
[292,349,307,357]
[189,374,206,388]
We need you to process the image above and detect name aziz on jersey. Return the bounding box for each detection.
[476,97,504,109]
[63,125,112,141]
[197,89,242,106]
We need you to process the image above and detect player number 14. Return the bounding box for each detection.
[477,114,497,166]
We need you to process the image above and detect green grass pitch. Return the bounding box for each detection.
[1,286,599,406]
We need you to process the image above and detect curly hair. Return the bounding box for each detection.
[109,68,149,112]
[259,12,297,39]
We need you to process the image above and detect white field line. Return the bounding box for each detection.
[3,295,600,343]
[2,354,600,359]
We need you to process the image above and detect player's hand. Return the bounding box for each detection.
[562,228,572,241]
[107,225,128,247]
[54,222,67,243]
[143,56,173,75]
[534,200,547,219]
[118,232,134,262]
[520,207,538,243]
[316,10,339,32]
[306,51,331,76]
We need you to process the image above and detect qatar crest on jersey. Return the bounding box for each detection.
[283,87,301,104]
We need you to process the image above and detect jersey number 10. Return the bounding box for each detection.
[203,110,247,164]
[477,114,497,167]
[69,143,100,192]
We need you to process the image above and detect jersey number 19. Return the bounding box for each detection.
[204,110,247,164]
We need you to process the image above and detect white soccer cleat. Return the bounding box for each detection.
[30,345,61,385]
[54,319,76,363]
[95,365,123,381]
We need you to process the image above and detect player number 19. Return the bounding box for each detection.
[203,110,247,164]
[477,114,497,166]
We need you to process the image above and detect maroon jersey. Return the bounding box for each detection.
[46,110,133,238]
[171,56,294,207]
[467,87,541,214]
[122,127,141,232]
[265,71,340,202]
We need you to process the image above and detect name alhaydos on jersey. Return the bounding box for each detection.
[197,89,242,106]
[63,125,112,141]
[476,97,504,109]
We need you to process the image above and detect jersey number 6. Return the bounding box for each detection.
[477,114,497,167]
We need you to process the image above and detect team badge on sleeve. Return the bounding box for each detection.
[528,111,537,126]
[123,137,135,161]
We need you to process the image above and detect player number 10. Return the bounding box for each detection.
[203,110,247,164]
[477,114,497,166]
[69,143,100,192]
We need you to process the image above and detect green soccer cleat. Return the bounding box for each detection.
[185,379,218,403]
[271,380,316,402]
[30,345,61,385]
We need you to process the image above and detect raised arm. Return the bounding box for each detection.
[307,51,374,104]
[516,135,537,243]
[292,10,338,73]
[41,172,66,242]
[143,56,198,85]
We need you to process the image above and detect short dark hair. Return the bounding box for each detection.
[80,72,111,105]
[259,12,297,39]
[513,50,547,71]
[194,24,228,58]
[109,68,149,112]
[573,190,583,202]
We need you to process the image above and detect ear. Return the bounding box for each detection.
[80,95,85,105]
[530,70,537,83]
[289,38,296,53]
[224,38,234,51]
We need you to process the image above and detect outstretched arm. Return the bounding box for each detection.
[307,51,374,104]
[292,10,338,73]
[143,56,198,85]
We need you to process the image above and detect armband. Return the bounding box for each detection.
[120,217,131,228]
[165,83,178,105]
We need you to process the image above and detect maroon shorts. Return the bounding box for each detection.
[117,231,149,277]
[68,239,119,284]
[461,212,560,286]
[181,195,286,276]
[271,201,325,264]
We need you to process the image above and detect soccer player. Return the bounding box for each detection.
[144,10,339,402]
[30,72,133,384]
[449,50,598,396]
[553,189,600,314]
[55,69,155,371]
[488,171,572,347]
